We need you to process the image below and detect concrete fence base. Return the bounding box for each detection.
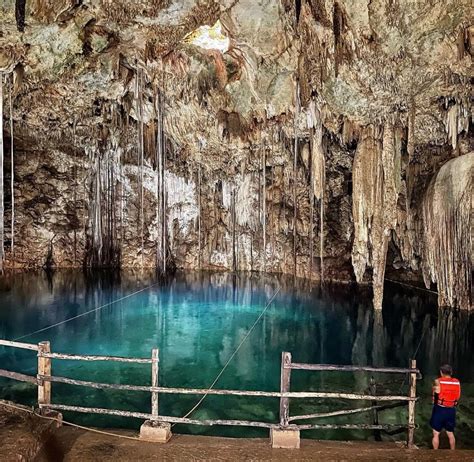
[270,427,300,449]
[140,421,172,443]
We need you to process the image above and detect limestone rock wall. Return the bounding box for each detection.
[0,0,472,309]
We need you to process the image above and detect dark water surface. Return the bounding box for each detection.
[0,270,472,448]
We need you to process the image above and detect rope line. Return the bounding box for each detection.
[4,281,282,437]
[412,326,428,360]
[384,278,438,295]
[398,323,429,393]
[9,279,281,431]
[14,282,160,341]
[176,285,281,424]
[0,400,143,442]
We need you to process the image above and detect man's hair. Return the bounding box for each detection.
[440,364,453,376]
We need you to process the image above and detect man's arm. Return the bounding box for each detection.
[433,378,440,403]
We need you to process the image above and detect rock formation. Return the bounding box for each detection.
[0,0,472,309]
[420,152,473,309]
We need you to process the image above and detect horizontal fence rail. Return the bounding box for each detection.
[37,374,416,401]
[287,401,407,422]
[0,369,37,384]
[0,339,419,447]
[39,403,407,431]
[41,352,153,364]
[289,363,421,377]
[40,404,275,428]
[0,339,39,351]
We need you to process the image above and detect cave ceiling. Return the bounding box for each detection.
[0,0,472,154]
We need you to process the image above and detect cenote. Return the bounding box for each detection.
[0,270,473,448]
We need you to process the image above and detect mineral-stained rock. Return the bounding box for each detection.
[0,0,472,309]
[420,152,473,310]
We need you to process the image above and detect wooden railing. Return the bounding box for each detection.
[277,352,419,447]
[0,339,419,447]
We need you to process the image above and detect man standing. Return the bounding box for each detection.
[430,364,461,449]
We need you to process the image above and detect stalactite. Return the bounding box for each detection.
[15,0,26,32]
[198,145,202,269]
[103,134,119,267]
[420,152,473,309]
[85,125,120,269]
[235,173,259,234]
[231,187,237,272]
[8,74,14,265]
[111,145,117,264]
[118,134,125,250]
[262,141,267,273]
[342,118,360,146]
[162,124,167,275]
[457,27,469,60]
[155,91,161,271]
[105,147,111,263]
[72,118,77,265]
[293,80,300,277]
[352,123,402,309]
[407,103,415,158]
[90,155,103,266]
[370,139,388,311]
[395,103,418,271]
[319,182,324,280]
[352,127,380,283]
[257,146,261,226]
[308,132,314,274]
[393,126,414,266]
[372,122,401,310]
[307,99,326,282]
[136,68,145,267]
[445,99,470,150]
[446,104,458,149]
[406,101,416,205]
[0,74,4,272]
[270,126,275,266]
[155,87,167,275]
[332,1,347,77]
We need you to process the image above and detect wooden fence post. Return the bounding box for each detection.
[279,352,292,427]
[151,348,159,419]
[407,359,417,448]
[38,341,51,406]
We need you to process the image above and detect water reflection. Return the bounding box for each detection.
[0,270,472,446]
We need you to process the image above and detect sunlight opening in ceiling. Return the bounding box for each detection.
[184,20,230,53]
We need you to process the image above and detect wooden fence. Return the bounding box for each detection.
[0,339,420,447]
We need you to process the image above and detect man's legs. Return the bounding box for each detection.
[446,431,456,450]
[432,430,440,449]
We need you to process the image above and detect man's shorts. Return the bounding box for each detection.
[430,404,456,432]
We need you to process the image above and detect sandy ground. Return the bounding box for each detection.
[36,427,474,462]
[1,403,473,461]
[0,401,57,462]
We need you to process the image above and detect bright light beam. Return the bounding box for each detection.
[184,20,230,53]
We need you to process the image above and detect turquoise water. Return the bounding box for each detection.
[0,270,472,448]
